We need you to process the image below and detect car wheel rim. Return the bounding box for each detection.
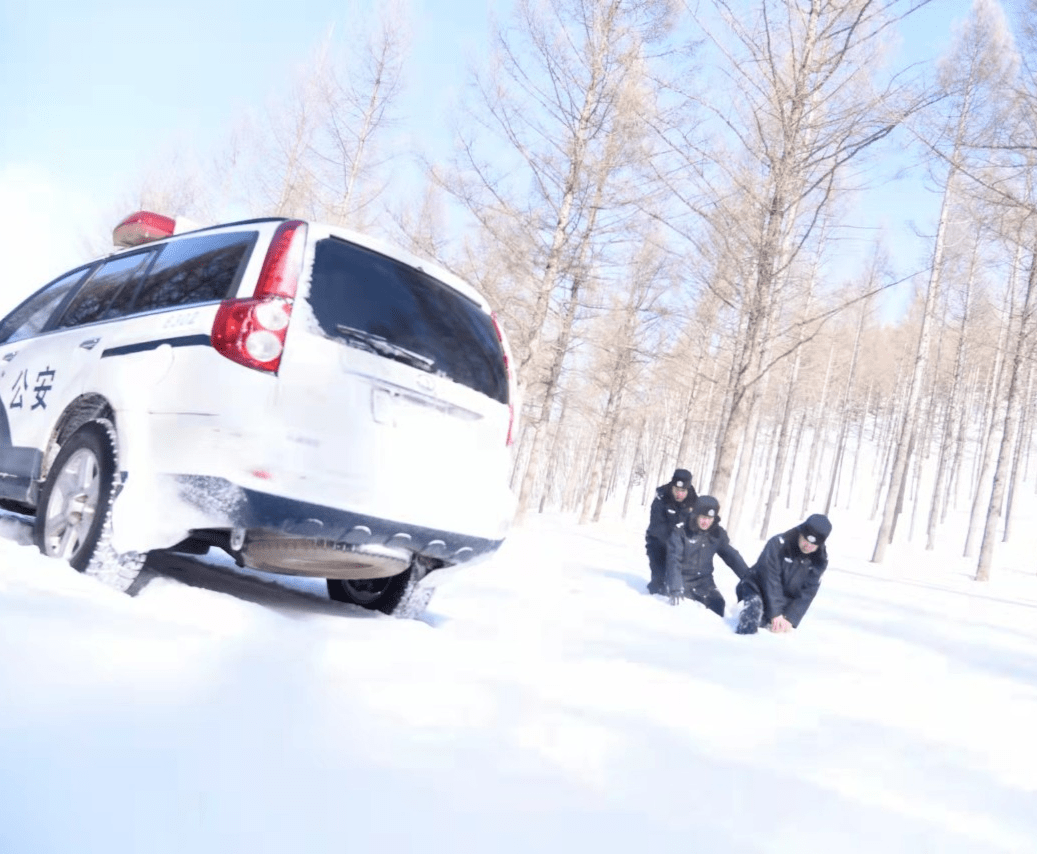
[43,448,102,561]
[341,578,392,605]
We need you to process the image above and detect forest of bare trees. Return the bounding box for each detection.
[129,0,1037,582]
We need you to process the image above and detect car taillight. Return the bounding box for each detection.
[491,312,516,446]
[211,220,307,374]
[254,220,307,298]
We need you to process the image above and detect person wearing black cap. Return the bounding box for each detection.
[644,468,698,594]
[664,495,749,616]
[735,513,832,634]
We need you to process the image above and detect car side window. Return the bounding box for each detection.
[0,267,94,345]
[55,250,156,329]
[129,231,257,314]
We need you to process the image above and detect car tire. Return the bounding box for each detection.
[327,569,415,615]
[34,420,145,592]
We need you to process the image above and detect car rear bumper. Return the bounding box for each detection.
[129,412,515,541]
[173,475,504,576]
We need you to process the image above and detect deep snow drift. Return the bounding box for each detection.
[1,504,1035,853]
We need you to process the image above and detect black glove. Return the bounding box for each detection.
[667,587,684,606]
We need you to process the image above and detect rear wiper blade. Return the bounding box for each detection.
[335,324,435,371]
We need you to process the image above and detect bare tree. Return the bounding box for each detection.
[976,229,1037,580]
[925,226,979,550]
[229,9,409,230]
[248,53,328,219]
[579,235,673,522]
[824,278,875,515]
[874,0,1011,561]
[315,3,409,229]
[1002,359,1035,542]
[656,0,937,511]
[435,0,676,515]
[971,0,1037,580]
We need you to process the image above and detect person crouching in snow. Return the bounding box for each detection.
[645,468,697,594]
[735,513,832,635]
[664,495,749,616]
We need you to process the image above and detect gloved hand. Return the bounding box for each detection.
[667,587,684,607]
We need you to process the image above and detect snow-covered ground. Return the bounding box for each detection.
[1,504,1035,853]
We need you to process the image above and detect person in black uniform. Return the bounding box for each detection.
[644,468,697,594]
[664,495,749,617]
[735,513,832,634]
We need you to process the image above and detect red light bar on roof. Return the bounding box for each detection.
[113,211,177,247]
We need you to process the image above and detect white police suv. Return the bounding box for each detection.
[0,212,517,613]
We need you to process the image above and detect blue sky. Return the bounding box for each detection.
[0,0,499,191]
[0,0,975,314]
[0,0,502,304]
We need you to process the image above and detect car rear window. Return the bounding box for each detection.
[308,238,508,404]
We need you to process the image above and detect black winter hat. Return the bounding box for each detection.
[691,495,719,518]
[800,513,832,545]
[670,469,693,490]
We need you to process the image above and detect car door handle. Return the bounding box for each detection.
[79,338,101,350]
[2,352,15,362]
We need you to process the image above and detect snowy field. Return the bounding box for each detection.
[1,503,1035,853]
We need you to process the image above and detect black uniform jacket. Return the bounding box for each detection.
[664,518,749,594]
[645,483,696,552]
[741,527,828,628]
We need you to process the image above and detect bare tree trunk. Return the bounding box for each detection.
[926,236,977,547]
[1025,402,1036,487]
[516,270,583,515]
[825,416,850,515]
[622,413,648,520]
[891,430,917,542]
[753,416,781,530]
[785,408,809,510]
[825,294,869,514]
[760,356,802,535]
[674,384,697,471]
[694,359,722,493]
[510,420,535,491]
[537,395,571,513]
[727,375,770,536]
[871,350,907,490]
[758,240,828,534]
[873,170,955,562]
[872,398,903,521]
[846,381,873,509]
[1002,359,1034,542]
[906,398,932,542]
[944,365,979,520]
[1024,397,1036,487]
[964,303,1013,556]
[801,344,836,516]
[873,388,900,472]
[710,309,752,502]
[908,315,946,542]
[583,376,626,524]
[642,425,663,507]
[977,248,1037,580]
